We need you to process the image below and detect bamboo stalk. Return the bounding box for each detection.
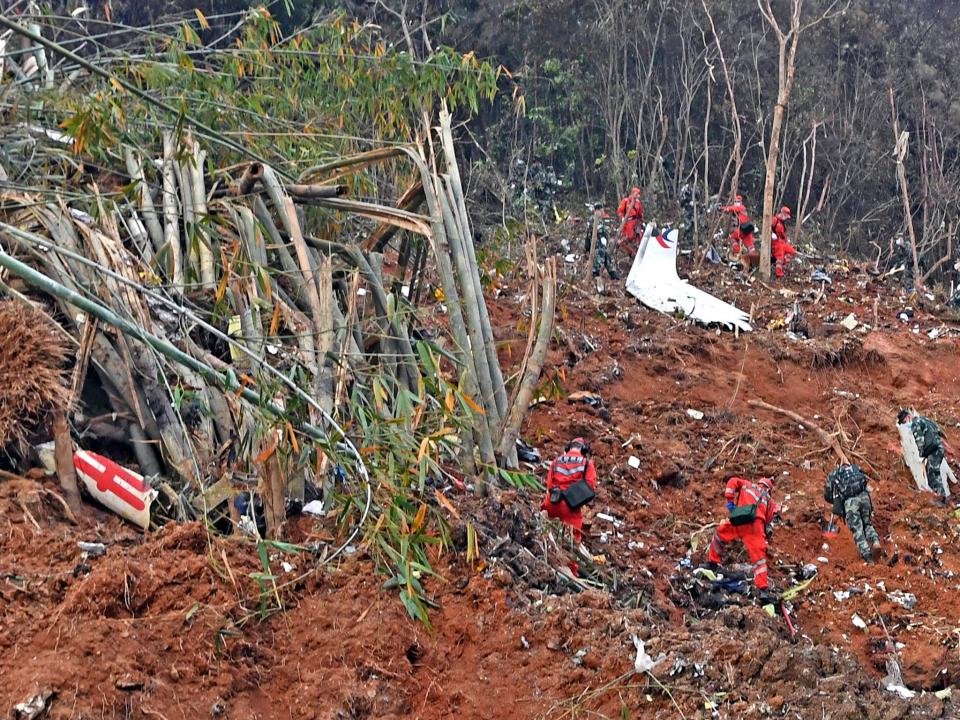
[438,184,501,433]
[161,131,183,291]
[438,111,510,424]
[396,145,497,476]
[123,147,164,254]
[189,136,215,289]
[498,258,557,462]
[52,409,82,517]
[0,246,334,444]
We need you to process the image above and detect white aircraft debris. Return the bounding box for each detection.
[625,224,752,332]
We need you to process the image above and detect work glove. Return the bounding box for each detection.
[726,501,736,511]
[765,527,774,541]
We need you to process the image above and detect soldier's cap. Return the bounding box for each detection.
[897,408,911,424]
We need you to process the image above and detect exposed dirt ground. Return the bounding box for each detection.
[4,250,960,719]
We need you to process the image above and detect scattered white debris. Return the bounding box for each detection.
[887,591,917,610]
[302,500,325,516]
[686,409,705,421]
[851,614,867,630]
[841,313,858,331]
[833,591,850,602]
[596,512,617,523]
[632,635,666,674]
[572,648,588,666]
[77,542,107,557]
[929,327,943,340]
[628,456,641,469]
[885,684,916,699]
[281,561,294,573]
[817,556,830,564]
[934,688,952,700]
[564,254,577,263]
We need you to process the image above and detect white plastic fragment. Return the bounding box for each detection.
[885,684,916,699]
[627,456,641,469]
[686,409,705,420]
[301,500,325,516]
[851,614,867,630]
[840,313,858,331]
[631,635,666,674]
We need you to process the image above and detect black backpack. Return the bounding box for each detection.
[831,465,867,500]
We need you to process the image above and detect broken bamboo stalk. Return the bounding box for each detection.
[438,111,510,425]
[438,182,502,434]
[397,144,497,476]
[52,409,82,518]
[189,137,215,290]
[498,258,557,463]
[161,131,183,291]
[123,147,164,254]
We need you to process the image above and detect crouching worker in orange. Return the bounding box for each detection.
[705,476,776,595]
[542,437,598,576]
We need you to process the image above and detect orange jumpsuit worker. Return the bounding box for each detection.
[721,195,750,226]
[706,476,776,590]
[617,187,645,256]
[722,195,754,254]
[771,206,798,277]
[542,437,597,575]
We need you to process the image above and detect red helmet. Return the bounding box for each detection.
[631,187,641,195]
[735,194,743,202]
[780,206,792,217]
[566,437,591,455]
[757,477,774,492]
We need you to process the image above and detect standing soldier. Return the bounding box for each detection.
[706,475,776,596]
[892,233,920,292]
[584,205,620,280]
[542,437,598,575]
[898,409,956,506]
[678,182,699,237]
[824,464,881,563]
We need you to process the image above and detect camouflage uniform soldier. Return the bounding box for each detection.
[824,464,881,563]
[678,182,698,237]
[584,206,620,280]
[899,409,950,504]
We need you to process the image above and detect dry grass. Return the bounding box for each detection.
[0,299,70,454]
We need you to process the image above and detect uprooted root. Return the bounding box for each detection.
[809,336,885,369]
[0,299,70,454]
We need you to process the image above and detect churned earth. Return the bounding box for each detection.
[3,250,960,719]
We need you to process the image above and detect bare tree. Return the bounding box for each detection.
[756,0,844,279]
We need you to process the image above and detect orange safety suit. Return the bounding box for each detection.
[542,448,597,576]
[771,212,798,277]
[617,190,645,254]
[707,477,775,589]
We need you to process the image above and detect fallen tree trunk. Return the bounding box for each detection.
[747,399,849,464]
